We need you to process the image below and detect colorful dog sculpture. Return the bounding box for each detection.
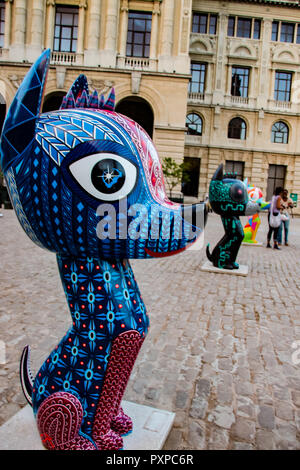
[206,164,260,270]
[0,50,207,450]
[243,180,270,244]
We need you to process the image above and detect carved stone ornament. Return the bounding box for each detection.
[8,74,24,89]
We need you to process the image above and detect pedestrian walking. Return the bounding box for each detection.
[278,189,293,246]
[267,186,284,250]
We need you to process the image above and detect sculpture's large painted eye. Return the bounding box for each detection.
[230,183,247,203]
[69,153,137,201]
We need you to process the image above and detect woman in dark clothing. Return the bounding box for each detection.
[267,186,284,250]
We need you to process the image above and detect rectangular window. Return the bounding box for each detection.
[192,12,217,34]
[209,14,217,35]
[272,21,279,41]
[228,16,235,36]
[237,17,252,38]
[267,165,286,201]
[231,67,250,98]
[192,13,207,33]
[0,2,5,48]
[297,24,300,44]
[228,16,261,39]
[225,161,245,181]
[182,157,201,198]
[54,6,78,53]
[126,11,152,58]
[280,22,295,43]
[189,62,206,94]
[253,19,261,39]
[274,71,292,102]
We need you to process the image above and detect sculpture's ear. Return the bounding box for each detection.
[212,164,223,181]
[0,49,51,173]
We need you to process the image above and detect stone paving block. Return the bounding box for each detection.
[231,417,256,442]
[208,405,235,430]
[207,425,230,450]
[257,405,275,430]
[256,429,275,450]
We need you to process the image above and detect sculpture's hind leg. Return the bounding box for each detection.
[110,332,145,435]
[92,330,144,449]
[36,392,96,450]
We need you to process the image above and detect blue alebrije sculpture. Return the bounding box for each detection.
[0,50,207,450]
[206,164,260,270]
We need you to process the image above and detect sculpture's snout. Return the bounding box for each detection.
[245,200,261,216]
[181,201,208,232]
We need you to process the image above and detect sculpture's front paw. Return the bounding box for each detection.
[37,392,96,450]
[111,407,133,436]
[93,429,123,450]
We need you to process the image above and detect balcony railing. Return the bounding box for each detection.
[124,56,150,70]
[231,96,249,105]
[51,51,76,65]
[273,100,292,110]
[267,99,292,111]
[188,92,205,102]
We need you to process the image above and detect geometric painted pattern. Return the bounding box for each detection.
[36,111,124,166]
[32,255,149,438]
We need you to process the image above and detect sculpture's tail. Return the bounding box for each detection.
[20,346,34,406]
[206,243,213,262]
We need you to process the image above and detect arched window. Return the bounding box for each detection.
[228,117,246,140]
[115,96,154,138]
[42,92,67,112]
[0,93,6,134]
[186,113,203,136]
[271,121,289,144]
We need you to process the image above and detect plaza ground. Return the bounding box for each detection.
[0,208,300,450]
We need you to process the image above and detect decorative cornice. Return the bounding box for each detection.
[121,0,129,11]
[229,0,300,8]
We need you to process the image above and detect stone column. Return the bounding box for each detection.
[118,0,128,66]
[45,0,55,50]
[158,0,175,72]
[257,18,272,109]
[100,0,118,67]
[28,0,45,61]
[212,12,228,106]
[76,1,87,65]
[10,0,26,61]
[205,62,212,95]
[149,1,160,69]
[84,0,101,66]
[4,0,12,51]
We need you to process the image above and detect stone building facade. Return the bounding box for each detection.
[186,0,300,209]
[0,0,300,209]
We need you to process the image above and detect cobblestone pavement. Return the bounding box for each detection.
[0,208,300,450]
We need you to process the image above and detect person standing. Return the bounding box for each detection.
[278,189,293,246]
[267,186,284,249]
